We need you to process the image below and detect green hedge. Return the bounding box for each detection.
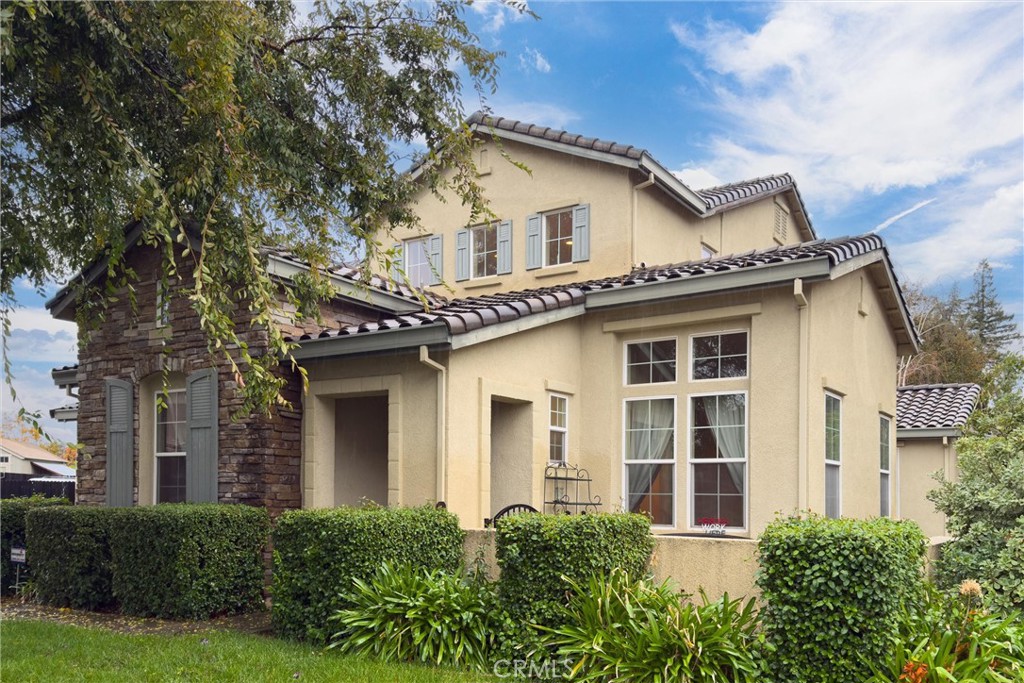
[0,495,69,594]
[495,512,653,627]
[26,506,114,609]
[107,504,269,619]
[271,505,465,643]
[756,515,927,683]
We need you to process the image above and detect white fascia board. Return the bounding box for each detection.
[897,427,960,439]
[637,153,708,216]
[50,406,79,422]
[450,304,586,350]
[266,255,422,314]
[51,367,82,388]
[290,324,450,360]
[585,258,831,311]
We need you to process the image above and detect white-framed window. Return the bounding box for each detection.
[701,243,717,259]
[879,414,891,517]
[405,237,433,288]
[471,223,499,279]
[155,389,187,504]
[544,208,574,267]
[691,331,748,381]
[689,392,747,530]
[825,392,842,519]
[624,397,675,526]
[625,339,676,385]
[549,393,568,463]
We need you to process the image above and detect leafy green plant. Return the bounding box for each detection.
[495,512,653,629]
[756,514,927,683]
[107,504,269,619]
[26,505,114,610]
[864,580,1023,683]
[546,569,761,683]
[329,563,498,670]
[272,504,464,643]
[0,495,69,594]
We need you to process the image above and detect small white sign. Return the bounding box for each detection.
[10,546,26,564]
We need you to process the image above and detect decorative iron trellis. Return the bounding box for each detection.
[544,463,601,515]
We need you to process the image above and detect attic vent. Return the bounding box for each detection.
[774,202,789,243]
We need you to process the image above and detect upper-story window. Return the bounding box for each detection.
[691,332,748,381]
[393,236,443,288]
[526,204,590,270]
[701,243,717,260]
[455,221,511,281]
[626,339,676,385]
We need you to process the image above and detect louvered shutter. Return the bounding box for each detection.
[526,214,542,270]
[428,235,443,285]
[105,379,134,507]
[455,229,470,281]
[186,368,218,503]
[497,220,512,275]
[572,204,590,262]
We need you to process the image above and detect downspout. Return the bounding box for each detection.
[631,172,656,266]
[794,278,810,510]
[419,346,447,503]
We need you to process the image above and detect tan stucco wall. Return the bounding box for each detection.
[898,436,955,537]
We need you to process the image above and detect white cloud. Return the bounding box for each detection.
[892,181,1024,285]
[673,167,724,190]
[518,47,551,74]
[7,306,77,336]
[470,0,531,34]
[6,329,78,364]
[672,3,1024,204]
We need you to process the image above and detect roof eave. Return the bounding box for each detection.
[290,323,451,360]
[897,427,962,439]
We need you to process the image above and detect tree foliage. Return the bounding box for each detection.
[966,260,1020,358]
[1,0,508,412]
[928,354,1024,611]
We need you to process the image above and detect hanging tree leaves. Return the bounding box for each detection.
[1,0,510,413]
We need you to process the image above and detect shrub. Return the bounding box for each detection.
[271,504,464,643]
[107,504,269,619]
[329,562,499,670]
[26,506,114,609]
[548,569,761,683]
[864,580,1024,683]
[0,495,69,594]
[756,514,927,683]
[495,512,653,628]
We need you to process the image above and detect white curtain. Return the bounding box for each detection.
[703,394,745,494]
[627,399,674,510]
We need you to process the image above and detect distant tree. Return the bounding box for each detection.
[928,354,1024,612]
[899,283,986,386]
[965,260,1020,358]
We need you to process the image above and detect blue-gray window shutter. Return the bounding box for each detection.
[186,368,218,503]
[572,204,590,262]
[526,214,542,270]
[390,243,403,282]
[105,379,134,507]
[428,235,443,285]
[497,220,512,275]
[455,229,470,281]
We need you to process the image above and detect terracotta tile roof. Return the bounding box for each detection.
[288,234,890,343]
[262,247,449,309]
[897,384,981,430]
[697,174,794,210]
[467,112,646,161]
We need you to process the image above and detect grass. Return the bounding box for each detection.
[1,620,501,682]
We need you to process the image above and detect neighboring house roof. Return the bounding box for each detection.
[290,233,919,359]
[897,383,981,437]
[31,461,76,477]
[0,439,67,463]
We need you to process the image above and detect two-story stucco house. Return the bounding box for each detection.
[49,113,922,537]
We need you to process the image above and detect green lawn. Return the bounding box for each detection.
[1,620,500,682]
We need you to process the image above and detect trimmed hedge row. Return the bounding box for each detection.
[0,495,69,594]
[495,512,653,627]
[271,504,465,643]
[26,504,269,619]
[756,514,927,683]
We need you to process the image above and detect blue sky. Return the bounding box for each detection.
[4,0,1022,443]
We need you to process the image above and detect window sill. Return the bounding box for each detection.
[463,277,503,290]
[534,264,579,279]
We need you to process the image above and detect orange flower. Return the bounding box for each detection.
[899,660,929,683]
